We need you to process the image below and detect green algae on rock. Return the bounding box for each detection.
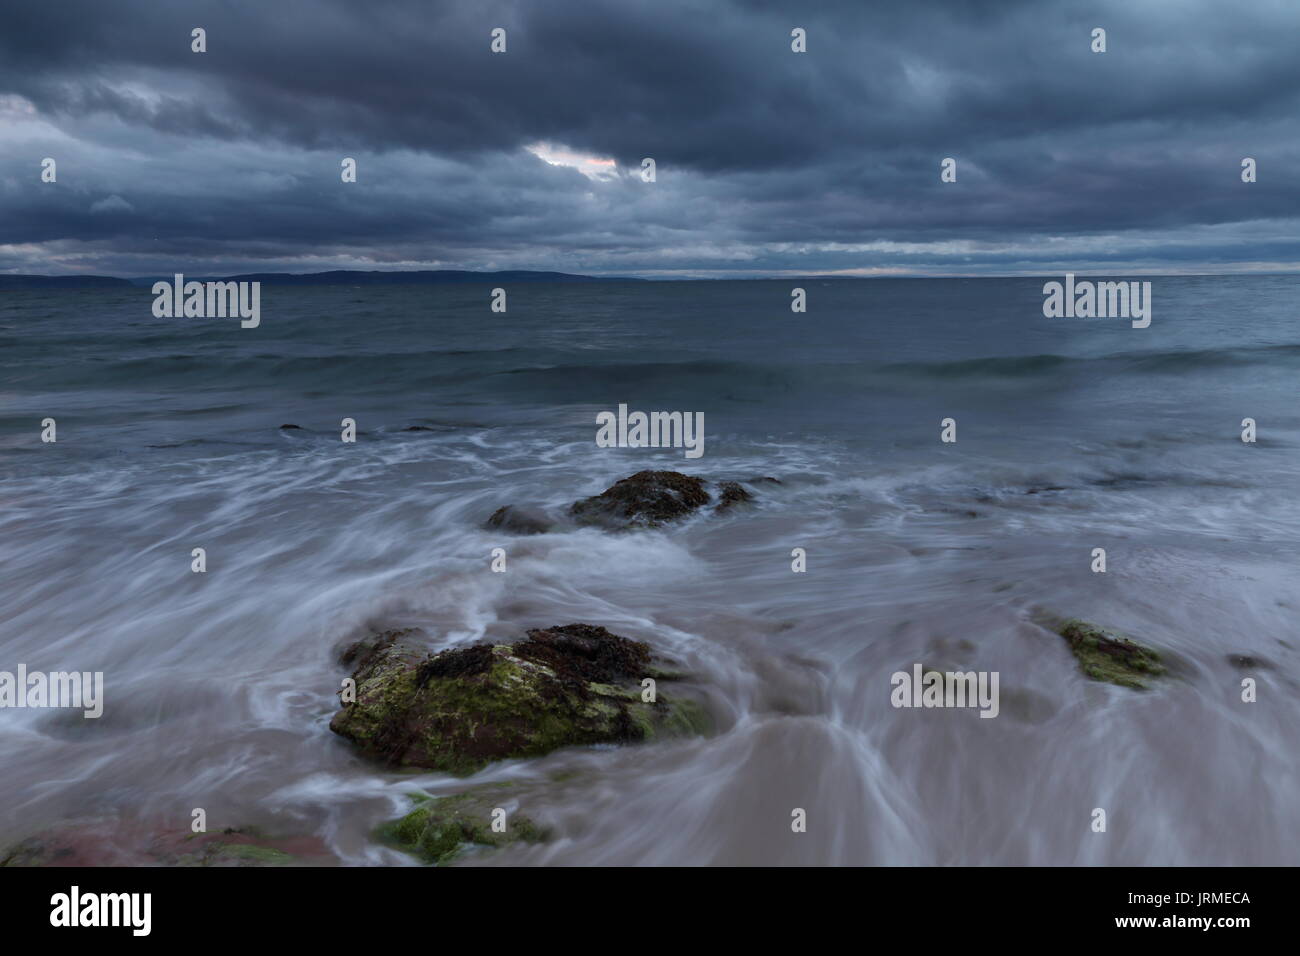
[190,840,296,867]
[330,623,708,774]
[1058,619,1166,689]
[380,790,545,864]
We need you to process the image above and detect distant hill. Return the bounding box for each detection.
[131,269,631,287]
[0,275,133,289]
[1,270,635,289]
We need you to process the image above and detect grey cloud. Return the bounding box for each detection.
[0,0,1297,276]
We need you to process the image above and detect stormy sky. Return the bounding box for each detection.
[2,0,1298,278]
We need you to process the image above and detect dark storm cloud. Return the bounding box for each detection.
[1,0,1298,275]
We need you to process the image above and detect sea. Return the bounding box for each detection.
[1,274,1298,864]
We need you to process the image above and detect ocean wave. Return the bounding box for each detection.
[11,340,1300,399]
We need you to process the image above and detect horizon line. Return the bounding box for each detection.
[6,266,1300,283]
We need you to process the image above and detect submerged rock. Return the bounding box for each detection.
[485,504,554,535]
[485,471,763,534]
[329,623,707,774]
[380,789,545,865]
[714,480,754,512]
[1226,653,1273,670]
[1058,619,1166,689]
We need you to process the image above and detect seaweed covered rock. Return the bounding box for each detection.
[714,481,754,512]
[571,470,709,527]
[380,789,545,865]
[174,831,303,867]
[484,471,762,534]
[329,623,706,774]
[569,470,753,528]
[1058,619,1166,690]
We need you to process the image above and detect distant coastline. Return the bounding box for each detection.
[0,269,640,290]
[1,270,1279,290]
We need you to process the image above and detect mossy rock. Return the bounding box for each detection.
[165,826,313,867]
[1058,619,1166,690]
[0,837,61,867]
[184,841,296,867]
[379,791,546,864]
[330,623,708,774]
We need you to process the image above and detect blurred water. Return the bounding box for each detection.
[1,275,1298,864]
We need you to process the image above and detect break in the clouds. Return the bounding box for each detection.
[2,0,1299,277]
